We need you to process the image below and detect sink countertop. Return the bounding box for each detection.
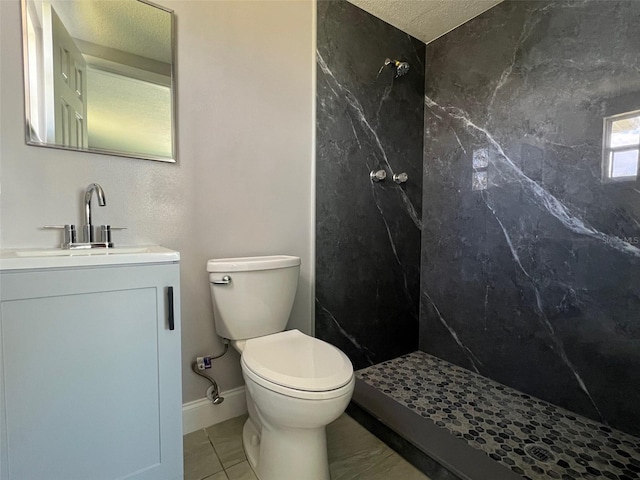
[0,246,180,271]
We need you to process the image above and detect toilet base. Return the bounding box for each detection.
[242,417,261,474]
[242,416,330,480]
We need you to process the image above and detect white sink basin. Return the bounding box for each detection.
[15,246,152,257]
[0,246,179,270]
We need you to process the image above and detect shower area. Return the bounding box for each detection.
[315,1,640,479]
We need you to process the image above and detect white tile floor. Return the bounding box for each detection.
[183,413,430,480]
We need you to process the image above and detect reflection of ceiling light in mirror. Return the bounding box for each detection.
[87,68,172,159]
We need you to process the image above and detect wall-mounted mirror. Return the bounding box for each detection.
[21,0,176,162]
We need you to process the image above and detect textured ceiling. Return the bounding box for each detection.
[32,0,171,63]
[346,0,503,44]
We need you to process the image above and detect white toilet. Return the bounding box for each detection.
[207,255,354,480]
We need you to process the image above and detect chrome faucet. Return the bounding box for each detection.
[83,183,106,242]
[43,182,124,248]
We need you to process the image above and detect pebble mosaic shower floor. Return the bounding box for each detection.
[356,352,640,480]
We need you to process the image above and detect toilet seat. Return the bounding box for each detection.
[241,330,354,400]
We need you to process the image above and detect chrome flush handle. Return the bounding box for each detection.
[211,275,232,285]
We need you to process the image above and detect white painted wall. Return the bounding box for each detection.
[0,0,316,403]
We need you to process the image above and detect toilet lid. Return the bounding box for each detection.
[242,330,353,392]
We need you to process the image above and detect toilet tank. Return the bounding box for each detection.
[207,255,301,340]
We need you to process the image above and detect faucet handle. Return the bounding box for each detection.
[98,225,127,243]
[43,225,77,246]
[99,225,111,243]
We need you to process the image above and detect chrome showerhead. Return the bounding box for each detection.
[377,58,410,78]
[395,61,410,77]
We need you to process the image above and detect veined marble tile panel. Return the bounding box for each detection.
[421,0,640,436]
[316,0,425,369]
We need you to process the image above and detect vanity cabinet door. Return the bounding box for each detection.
[0,263,182,480]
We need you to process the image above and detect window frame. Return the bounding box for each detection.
[602,109,640,183]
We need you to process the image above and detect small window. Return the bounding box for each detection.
[603,111,640,182]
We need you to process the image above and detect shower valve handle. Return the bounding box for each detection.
[370,170,387,182]
[393,172,408,184]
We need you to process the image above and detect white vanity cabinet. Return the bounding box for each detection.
[0,253,182,480]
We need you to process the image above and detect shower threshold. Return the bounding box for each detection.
[353,352,640,480]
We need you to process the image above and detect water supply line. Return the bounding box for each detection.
[191,341,229,405]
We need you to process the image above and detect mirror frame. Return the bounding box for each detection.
[20,0,178,163]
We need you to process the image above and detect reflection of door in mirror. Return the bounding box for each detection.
[43,3,88,148]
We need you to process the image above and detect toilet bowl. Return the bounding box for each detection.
[239,329,354,479]
[207,256,355,480]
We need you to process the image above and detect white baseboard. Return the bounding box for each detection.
[182,386,248,434]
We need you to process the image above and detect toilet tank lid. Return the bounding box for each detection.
[207,255,300,272]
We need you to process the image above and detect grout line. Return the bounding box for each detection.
[201,427,226,479]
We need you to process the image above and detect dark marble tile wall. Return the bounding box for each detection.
[420,0,640,436]
[316,0,425,369]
